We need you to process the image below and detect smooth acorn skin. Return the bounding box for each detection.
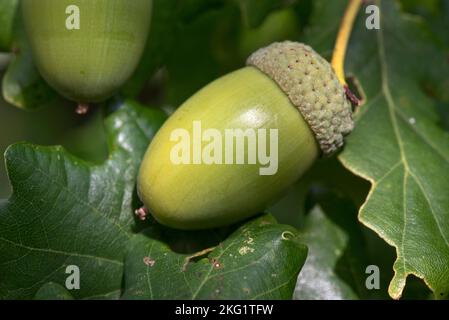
[138,67,319,230]
[21,0,152,103]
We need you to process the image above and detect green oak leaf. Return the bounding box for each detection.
[339,0,449,299]
[0,99,166,299]
[122,214,307,300]
[295,206,359,300]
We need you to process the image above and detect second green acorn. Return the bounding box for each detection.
[22,0,152,105]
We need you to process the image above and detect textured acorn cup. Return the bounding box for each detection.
[247,41,354,154]
[138,41,354,230]
[21,0,152,103]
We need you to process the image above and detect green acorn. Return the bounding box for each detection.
[21,0,152,105]
[138,41,354,230]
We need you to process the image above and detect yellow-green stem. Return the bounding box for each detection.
[331,0,362,86]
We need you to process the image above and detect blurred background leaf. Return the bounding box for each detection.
[0,0,18,52]
[122,0,179,98]
[294,206,360,300]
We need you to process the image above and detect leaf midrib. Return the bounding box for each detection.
[0,236,123,266]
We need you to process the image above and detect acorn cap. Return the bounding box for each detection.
[247,41,354,155]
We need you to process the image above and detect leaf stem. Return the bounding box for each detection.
[331,0,362,85]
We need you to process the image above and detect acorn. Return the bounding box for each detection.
[138,41,354,230]
[21,0,152,105]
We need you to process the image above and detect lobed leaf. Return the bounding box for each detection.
[0,100,166,299]
[122,214,307,300]
[339,0,449,299]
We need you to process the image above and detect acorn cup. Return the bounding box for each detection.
[21,0,152,107]
[138,41,354,230]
